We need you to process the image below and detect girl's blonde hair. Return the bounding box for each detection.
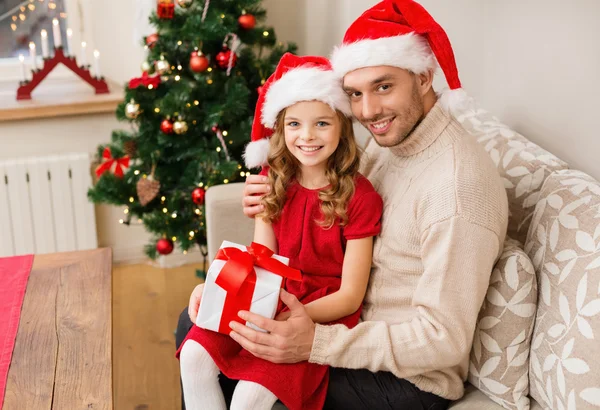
[260,108,360,228]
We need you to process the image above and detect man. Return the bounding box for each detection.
[177,1,508,409]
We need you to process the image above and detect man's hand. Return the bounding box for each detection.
[229,289,315,363]
[187,283,205,323]
[243,174,270,218]
[275,310,291,321]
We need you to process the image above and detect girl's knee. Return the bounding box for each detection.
[180,340,207,361]
[231,381,277,410]
[179,341,218,376]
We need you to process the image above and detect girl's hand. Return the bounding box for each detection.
[275,310,291,321]
[243,174,270,218]
[188,283,205,324]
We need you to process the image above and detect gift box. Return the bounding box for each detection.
[196,241,302,334]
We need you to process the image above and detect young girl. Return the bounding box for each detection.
[177,53,383,410]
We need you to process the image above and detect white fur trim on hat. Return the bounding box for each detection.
[261,67,352,128]
[331,33,437,79]
[243,138,270,169]
[438,88,475,117]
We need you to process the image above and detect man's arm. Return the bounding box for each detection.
[309,216,501,378]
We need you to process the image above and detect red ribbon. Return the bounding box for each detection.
[95,147,130,178]
[128,72,161,89]
[214,242,301,334]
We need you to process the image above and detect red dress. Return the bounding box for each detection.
[177,174,383,410]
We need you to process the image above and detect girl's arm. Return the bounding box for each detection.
[253,216,278,254]
[303,236,373,324]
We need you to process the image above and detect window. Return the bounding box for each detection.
[0,0,90,83]
[0,0,70,58]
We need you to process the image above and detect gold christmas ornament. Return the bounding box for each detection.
[173,118,189,134]
[141,61,152,73]
[176,0,193,8]
[155,57,170,75]
[125,99,141,119]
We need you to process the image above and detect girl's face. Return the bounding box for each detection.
[283,101,341,174]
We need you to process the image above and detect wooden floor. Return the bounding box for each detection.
[112,261,202,410]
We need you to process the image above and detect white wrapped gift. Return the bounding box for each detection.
[196,240,301,334]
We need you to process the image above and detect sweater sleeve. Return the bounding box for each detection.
[309,215,500,377]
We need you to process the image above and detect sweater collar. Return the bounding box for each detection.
[389,101,451,157]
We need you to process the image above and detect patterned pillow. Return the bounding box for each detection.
[524,169,600,409]
[455,107,568,245]
[469,238,537,410]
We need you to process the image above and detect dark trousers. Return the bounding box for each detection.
[175,308,450,410]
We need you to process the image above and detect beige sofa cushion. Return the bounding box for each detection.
[205,182,254,263]
[469,239,537,409]
[524,169,600,409]
[456,108,568,245]
[450,384,543,410]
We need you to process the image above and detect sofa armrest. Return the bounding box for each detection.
[205,182,255,263]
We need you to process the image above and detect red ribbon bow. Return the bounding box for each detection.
[95,147,130,178]
[128,72,161,89]
[214,242,301,334]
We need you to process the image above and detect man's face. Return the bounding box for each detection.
[343,66,425,147]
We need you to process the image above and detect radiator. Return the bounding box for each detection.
[0,153,97,257]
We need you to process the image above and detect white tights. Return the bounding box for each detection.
[179,340,278,410]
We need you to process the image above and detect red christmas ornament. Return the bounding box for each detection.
[189,51,209,73]
[215,45,237,70]
[146,33,159,48]
[160,118,174,134]
[238,13,256,30]
[257,85,264,95]
[157,0,175,19]
[156,238,174,255]
[191,187,206,205]
[211,124,219,133]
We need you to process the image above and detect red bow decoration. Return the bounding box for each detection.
[128,72,161,89]
[214,242,302,334]
[95,147,130,178]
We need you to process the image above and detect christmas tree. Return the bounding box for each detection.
[88,0,295,262]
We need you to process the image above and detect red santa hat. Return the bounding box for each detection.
[330,0,469,114]
[243,53,352,169]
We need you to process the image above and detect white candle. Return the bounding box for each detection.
[52,18,62,48]
[29,42,37,70]
[93,50,101,78]
[80,41,87,66]
[19,55,27,81]
[40,30,49,58]
[66,28,73,55]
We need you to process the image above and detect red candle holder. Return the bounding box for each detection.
[16,47,109,101]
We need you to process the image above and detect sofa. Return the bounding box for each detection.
[203,104,600,410]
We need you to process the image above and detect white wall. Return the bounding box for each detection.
[479,0,600,180]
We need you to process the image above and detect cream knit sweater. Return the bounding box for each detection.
[309,102,509,400]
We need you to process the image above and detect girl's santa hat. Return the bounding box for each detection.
[243,53,352,169]
[330,0,470,114]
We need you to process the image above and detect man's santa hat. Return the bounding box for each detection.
[243,53,352,169]
[330,0,470,114]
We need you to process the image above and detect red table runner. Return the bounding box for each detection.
[0,254,34,409]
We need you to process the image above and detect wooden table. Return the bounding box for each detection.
[2,248,113,410]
